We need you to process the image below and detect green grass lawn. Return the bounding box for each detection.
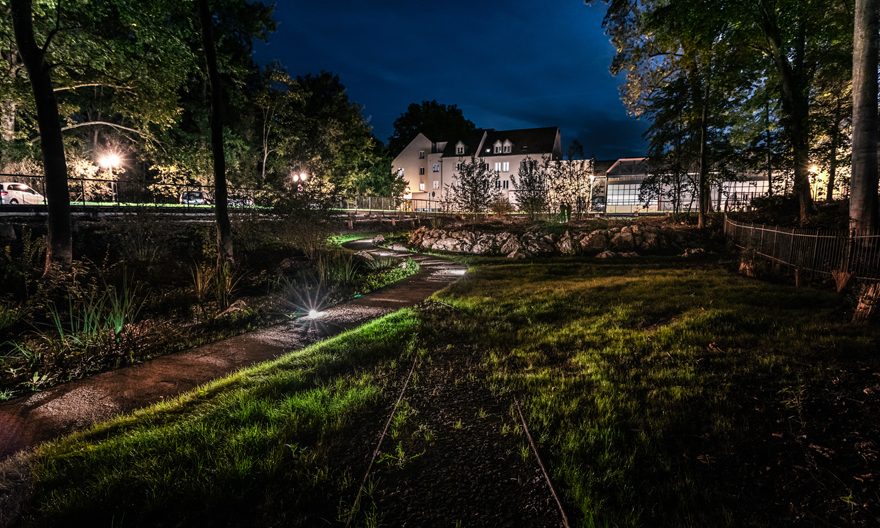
[4,310,420,527]
[435,259,880,526]
[4,257,879,527]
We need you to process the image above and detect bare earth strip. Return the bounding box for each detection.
[0,240,466,460]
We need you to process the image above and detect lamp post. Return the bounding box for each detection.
[98,151,122,203]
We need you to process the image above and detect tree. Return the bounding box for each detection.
[448,156,499,213]
[198,0,234,265]
[10,0,72,271]
[850,0,879,233]
[512,157,548,219]
[388,100,476,155]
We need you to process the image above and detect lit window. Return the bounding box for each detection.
[502,162,509,172]
[419,183,426,191]
[494,162,502,172]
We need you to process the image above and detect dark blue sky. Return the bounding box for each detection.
[254,1,647,160]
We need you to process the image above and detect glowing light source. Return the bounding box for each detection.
[290,171,309,183]
[808,164,819,174]
[306,309,325,320]
[98,152,122,169]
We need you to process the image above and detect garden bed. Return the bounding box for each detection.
[3,257,878,526]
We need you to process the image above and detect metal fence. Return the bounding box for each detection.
[0,173,262,208]
[724,217,880,281]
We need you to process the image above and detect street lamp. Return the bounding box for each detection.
[98,152,122,170]
[97,151,123,203]
[290,170,308,192]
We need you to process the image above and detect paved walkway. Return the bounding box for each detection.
[0,240,465,460]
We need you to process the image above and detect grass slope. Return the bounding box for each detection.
[8,310,420,527]
[6,257,879,527]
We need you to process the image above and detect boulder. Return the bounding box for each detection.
[500,236,522,256]
[373,234,385,244]
[557,230,576,255]
[432,237,462,252]
[595,250,617,259]
[610,230,636,251]
[639,231,659,250]
[579,230,609,254]
[681,247,706,258]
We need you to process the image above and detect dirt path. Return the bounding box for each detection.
[0,240,466,460]
[346,305,566,527]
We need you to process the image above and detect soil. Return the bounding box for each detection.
[346,306,565,527]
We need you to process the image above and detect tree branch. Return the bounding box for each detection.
[29,120,153,143]
[53,83,134,93]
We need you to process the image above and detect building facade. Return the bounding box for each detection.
[392,127,563,209]
[602,157,771,214]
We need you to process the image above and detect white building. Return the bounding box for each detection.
[392,127,563,209]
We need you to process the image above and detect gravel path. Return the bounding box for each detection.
[0,240,466,460]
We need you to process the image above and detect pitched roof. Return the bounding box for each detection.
[441,130,486,157]
[478,127,560,157]
[438,126,560,158]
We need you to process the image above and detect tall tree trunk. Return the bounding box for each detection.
[10,0,72,271]
[765,95,773,196]
[760,4,814,224]
[851,0,880,233]
[198,0,234,265]
[826,95,843,202]
[697,79,711,229]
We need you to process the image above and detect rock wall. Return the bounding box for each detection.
[408,224,705,258]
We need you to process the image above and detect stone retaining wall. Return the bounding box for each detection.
[407,224,706,259]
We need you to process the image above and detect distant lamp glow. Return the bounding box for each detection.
[290,171,309,183]
[98,152,122,169]
[808,163,819,174]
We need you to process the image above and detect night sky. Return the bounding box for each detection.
[254,1,647,160]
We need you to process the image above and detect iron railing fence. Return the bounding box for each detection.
[724,217,880,281]
[0,173,263,208]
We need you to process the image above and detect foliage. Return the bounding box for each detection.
[593,0,854,223]
[511,157,548,219]
[447,156,499,213]
[387,100,476,155]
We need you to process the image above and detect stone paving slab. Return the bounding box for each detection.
[0,240,465,460]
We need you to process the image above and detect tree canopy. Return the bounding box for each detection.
[387,100,476,155]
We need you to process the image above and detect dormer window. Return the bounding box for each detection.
[503,140,512,154]
[455,142,465,155]
[493,140,502,154]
